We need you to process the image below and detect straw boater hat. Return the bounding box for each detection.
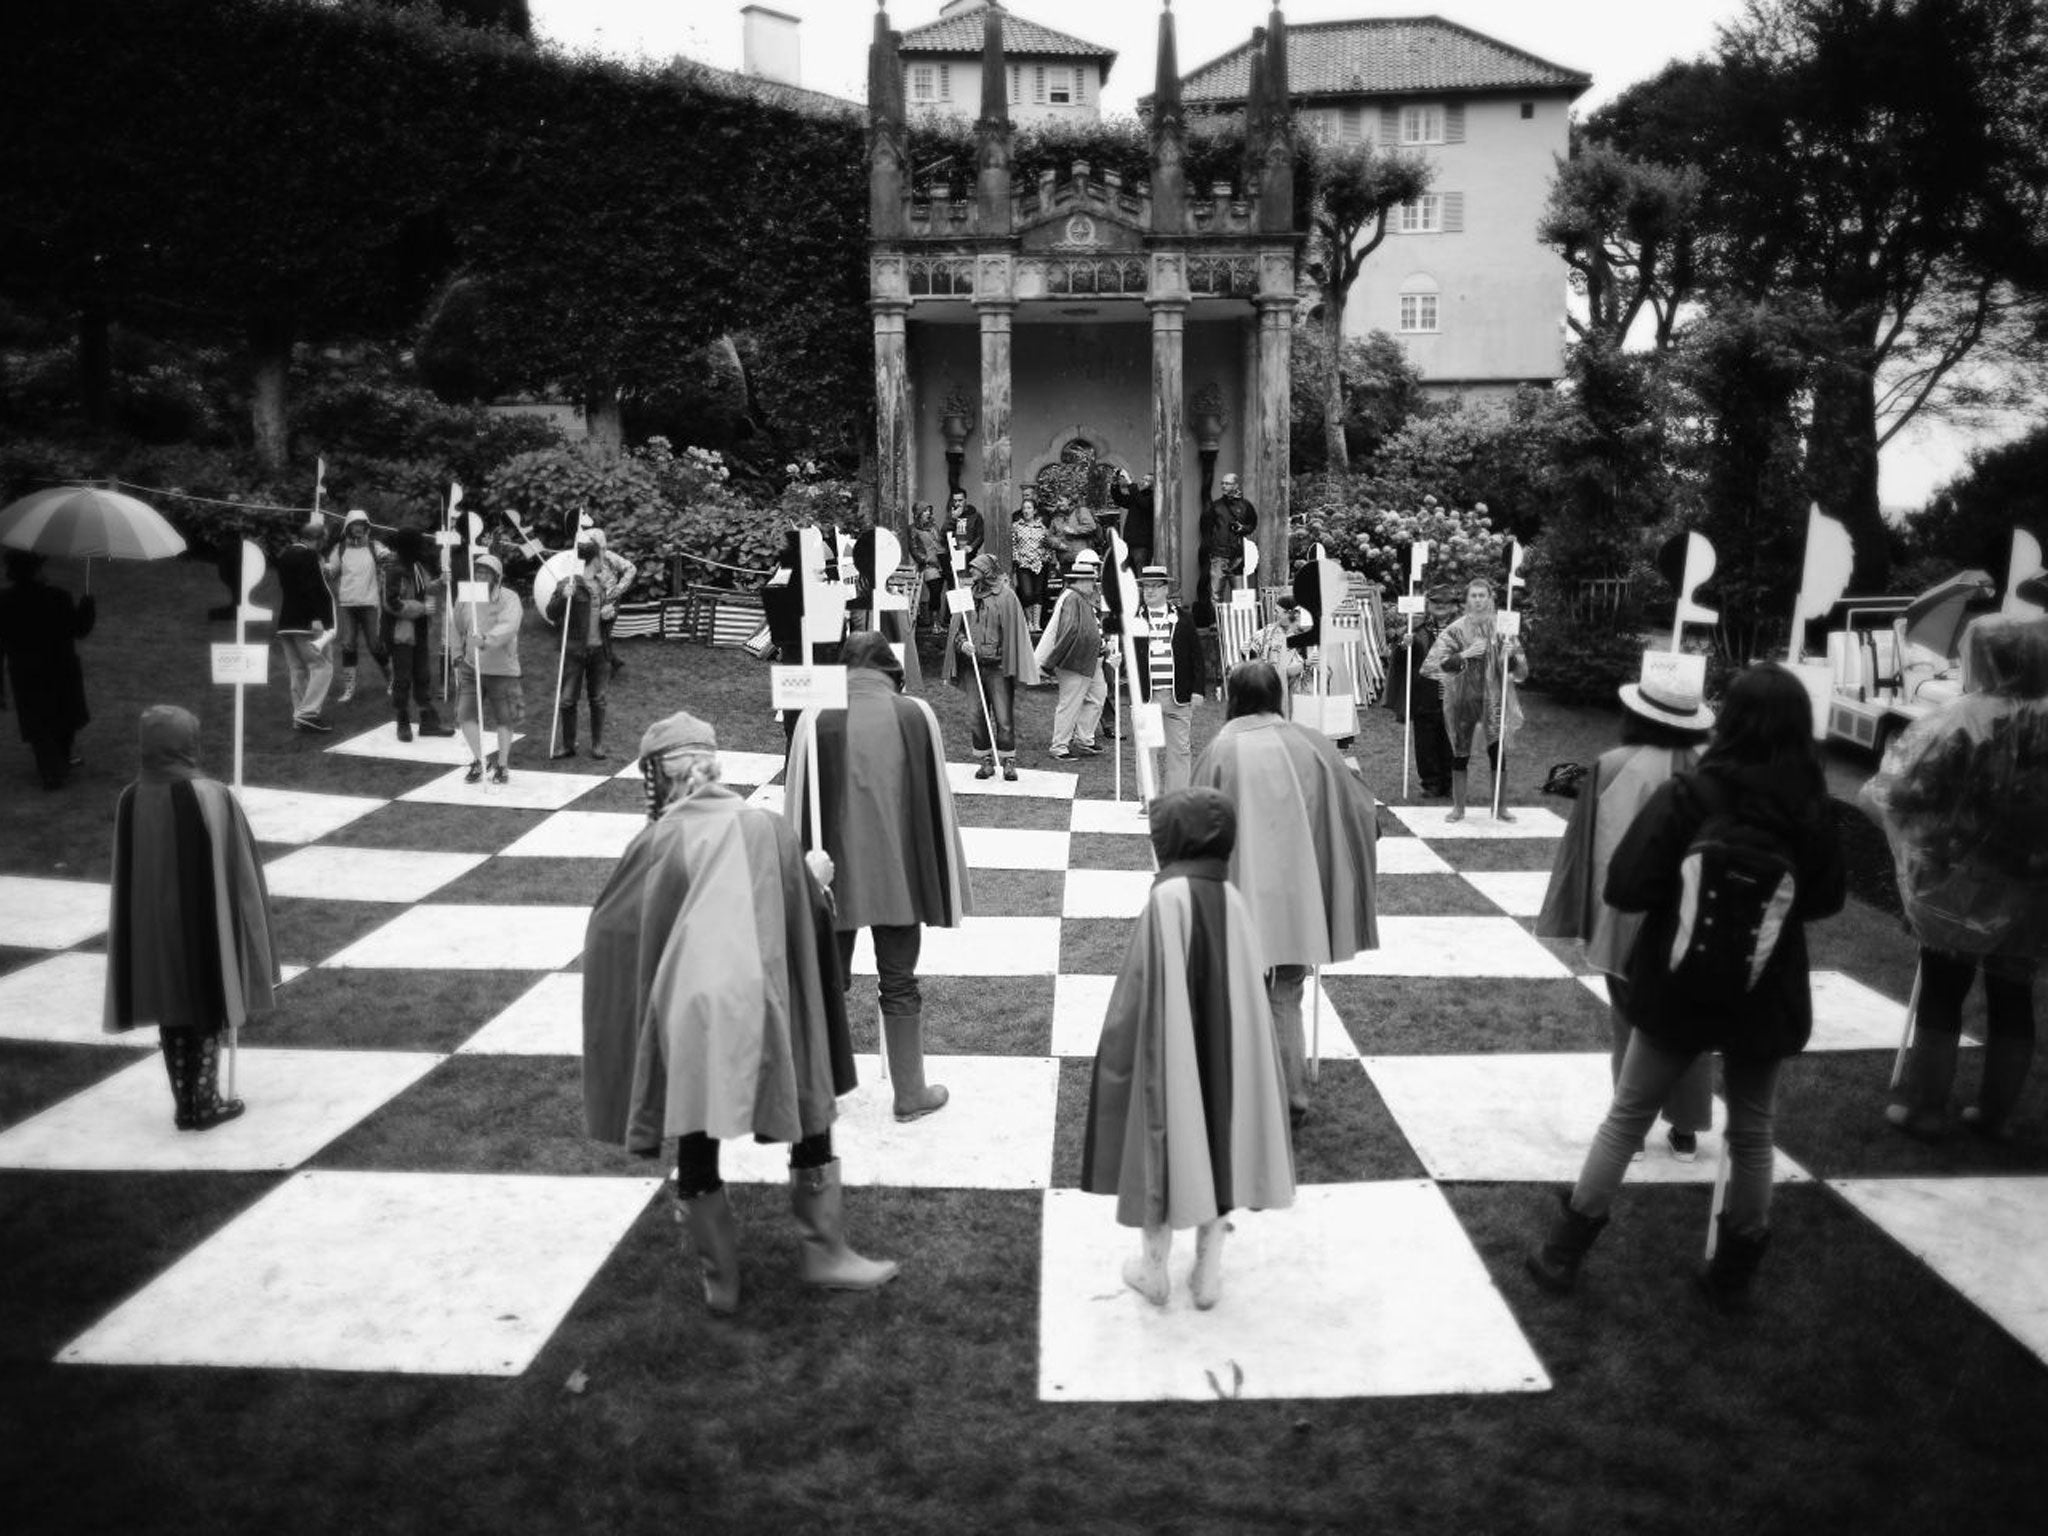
[1139,564,1170,583]
[1618,664,1716,732]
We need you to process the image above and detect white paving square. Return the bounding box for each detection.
[262,846,486,903]
[0,953,123,1046]
[1387,805,1568,840]
[0,1048,441,1172]
[327,722,519,765]
[747,784,787,813]
[1830,1176,2048,1370]
[1323,916,1573,979]
[1070,797,1152,835]
[322,904,589,971]
[1808,970,1946,1053]
[848,915,1060,977]
[1460,871,1554,919]
[498,810,646,861]
[947,762,1078,800]
[1363,1052,1814,1185]
[960,826,1071,872]
[1063,868,1156,919]
[0,875,109,949]
[399,764,607,812]
[1050,973,1355,1060]
[714,1055,1059,1189]
[457,973,583,1055]
[1038,1182,1551,1401]
[1373,838,1454,876]
[58,1170,660,1376]
[235,786,387,845]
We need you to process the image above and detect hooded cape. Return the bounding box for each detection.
[1192,715,1380,968]
[1536,743,1700,976]
[1081,790,1295,1229]
[784,666,972,932]
[104,707,278,1034]
[582,785,854,1153]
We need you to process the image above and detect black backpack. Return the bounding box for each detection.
[1664,784,1800,1003]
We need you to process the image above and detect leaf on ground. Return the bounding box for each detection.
[564,1368,589,1395]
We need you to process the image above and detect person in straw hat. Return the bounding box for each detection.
[1537,657,1720,1163]
[1034,547,1108,761]
[582,709,897,1315]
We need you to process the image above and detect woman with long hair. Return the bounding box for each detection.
[1526,663,1844,1310]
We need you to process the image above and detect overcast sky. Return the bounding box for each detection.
[526,0,2010,508]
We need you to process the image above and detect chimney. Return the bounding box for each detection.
[741,5,802,87]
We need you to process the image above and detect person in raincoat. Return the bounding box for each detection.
[1866,615,2048,1141]
[942,552,1040,780]
[1081,786,1295,1311]
[581,710,896,1315]
[1421,577,1529,821]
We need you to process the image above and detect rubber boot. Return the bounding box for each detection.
[1966,1036,2034,1140]
[1886,1027,1960,1139]
[395,710,413,743]
[675,1187,741,1315]
[551,708,578,760]
[184,1032,245,1132]
[1524,1188,1609,1294]
[790,1161,899,1290]
[588,703,608,760]
[1447,768,1469,823]
[882,1011,948,1122]
[161,1032,196,1129]
[1696,1216,1770,1313]
[1122,1222,1171,1306]
[336,665,357,705]
[1190,1218,1230,1311]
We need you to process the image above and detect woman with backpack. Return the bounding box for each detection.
[1866,615,2048,1141]
[1535,661,1719,1162]
[1526,663,1845,1309]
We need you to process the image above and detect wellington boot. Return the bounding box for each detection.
[550,708,578,760]
[675,1187,741,1315]
[182,1032,245,1132]
[1122,1222,1171,1307]
[1889,1027,1961,1136]
[161,1032,197,1128]
[588,703,608,760]
[1447,768,1469,823]
[1971,1036,2034,1139]
[882,1011,948,1122]
[1696,1216,1770,1313]
[790,1161,899,1290]
[336,666,357,705]
[1190,1218,1230,1311]
[1524,1188,1609,1294]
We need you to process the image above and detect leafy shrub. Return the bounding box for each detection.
[1290,475,1511,594]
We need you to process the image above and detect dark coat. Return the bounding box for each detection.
[1605,761,1846,1059]
[0,579,93,742]
[274,541,334,632]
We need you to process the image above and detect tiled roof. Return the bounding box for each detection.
[673,60,863,120]
[899,2,1118,65]
[1174,16,1589,103]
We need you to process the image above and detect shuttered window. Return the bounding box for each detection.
[1340,105,1364,143]
[1034,65,1046,103]
[1442,191,1464,233]
[1073,66,1086,104]
[1380,105,1399,141]
[1010,65,1021,105]
[1445,103,1466,142]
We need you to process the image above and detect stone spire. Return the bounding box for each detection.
[975,0,1012,233]
[1240,25,1268,202]
[1149,0,1185,231]
[868,2,906,238]
[1259,6,1295,232]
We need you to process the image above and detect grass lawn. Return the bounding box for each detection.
[3,555,2047,1536]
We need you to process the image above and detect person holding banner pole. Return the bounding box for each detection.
[1423,577,1526,822]
[275,517,336,734]
[0,551,95,789]
[943,551,1038,781]
[452,552,524,785]
[786,633,973,1123]
[381,530,451,742]
[1131,565,1205,799]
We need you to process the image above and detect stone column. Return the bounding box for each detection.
[976,252,1015,568]
[1253,247,1296,588]
[1149,249,1191,593]
[871,255,912,537]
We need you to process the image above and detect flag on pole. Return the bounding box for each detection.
[314,458,326,499]
[449,481,464,514]
[2005,528,2045,622]
[1672,530,1721,628]
[1792,505,1855,627]
[1409,540,1430,586]
[1506,539,1525,592]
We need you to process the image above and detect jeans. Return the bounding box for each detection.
[555,644,609,716]
[1268,963,1310,1112]
[837,924,923,1016]
[965,669,1016,757]
[1052,667,1107,750]
[335,604,386,672]
[1152,697,1192,794]
[1606,976,1713,1132]
[1915,946,2037,1043]
[279,633,333,722]
[1572,1030,1781,1237]
[388,639,442,729]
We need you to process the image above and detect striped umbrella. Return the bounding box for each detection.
[0,485,187,562]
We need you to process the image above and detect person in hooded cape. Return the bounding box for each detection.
[1864,614,2048,1141]
[582,709,894,1315]
[0,551,95,789]
[1192,661,1379,1124]
[942,551,1041,780]
[104,705,279,1131]
[1081,786,1295,1311]
[785,632,972,1122]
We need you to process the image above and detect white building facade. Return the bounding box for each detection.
[898,0,1115,126]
